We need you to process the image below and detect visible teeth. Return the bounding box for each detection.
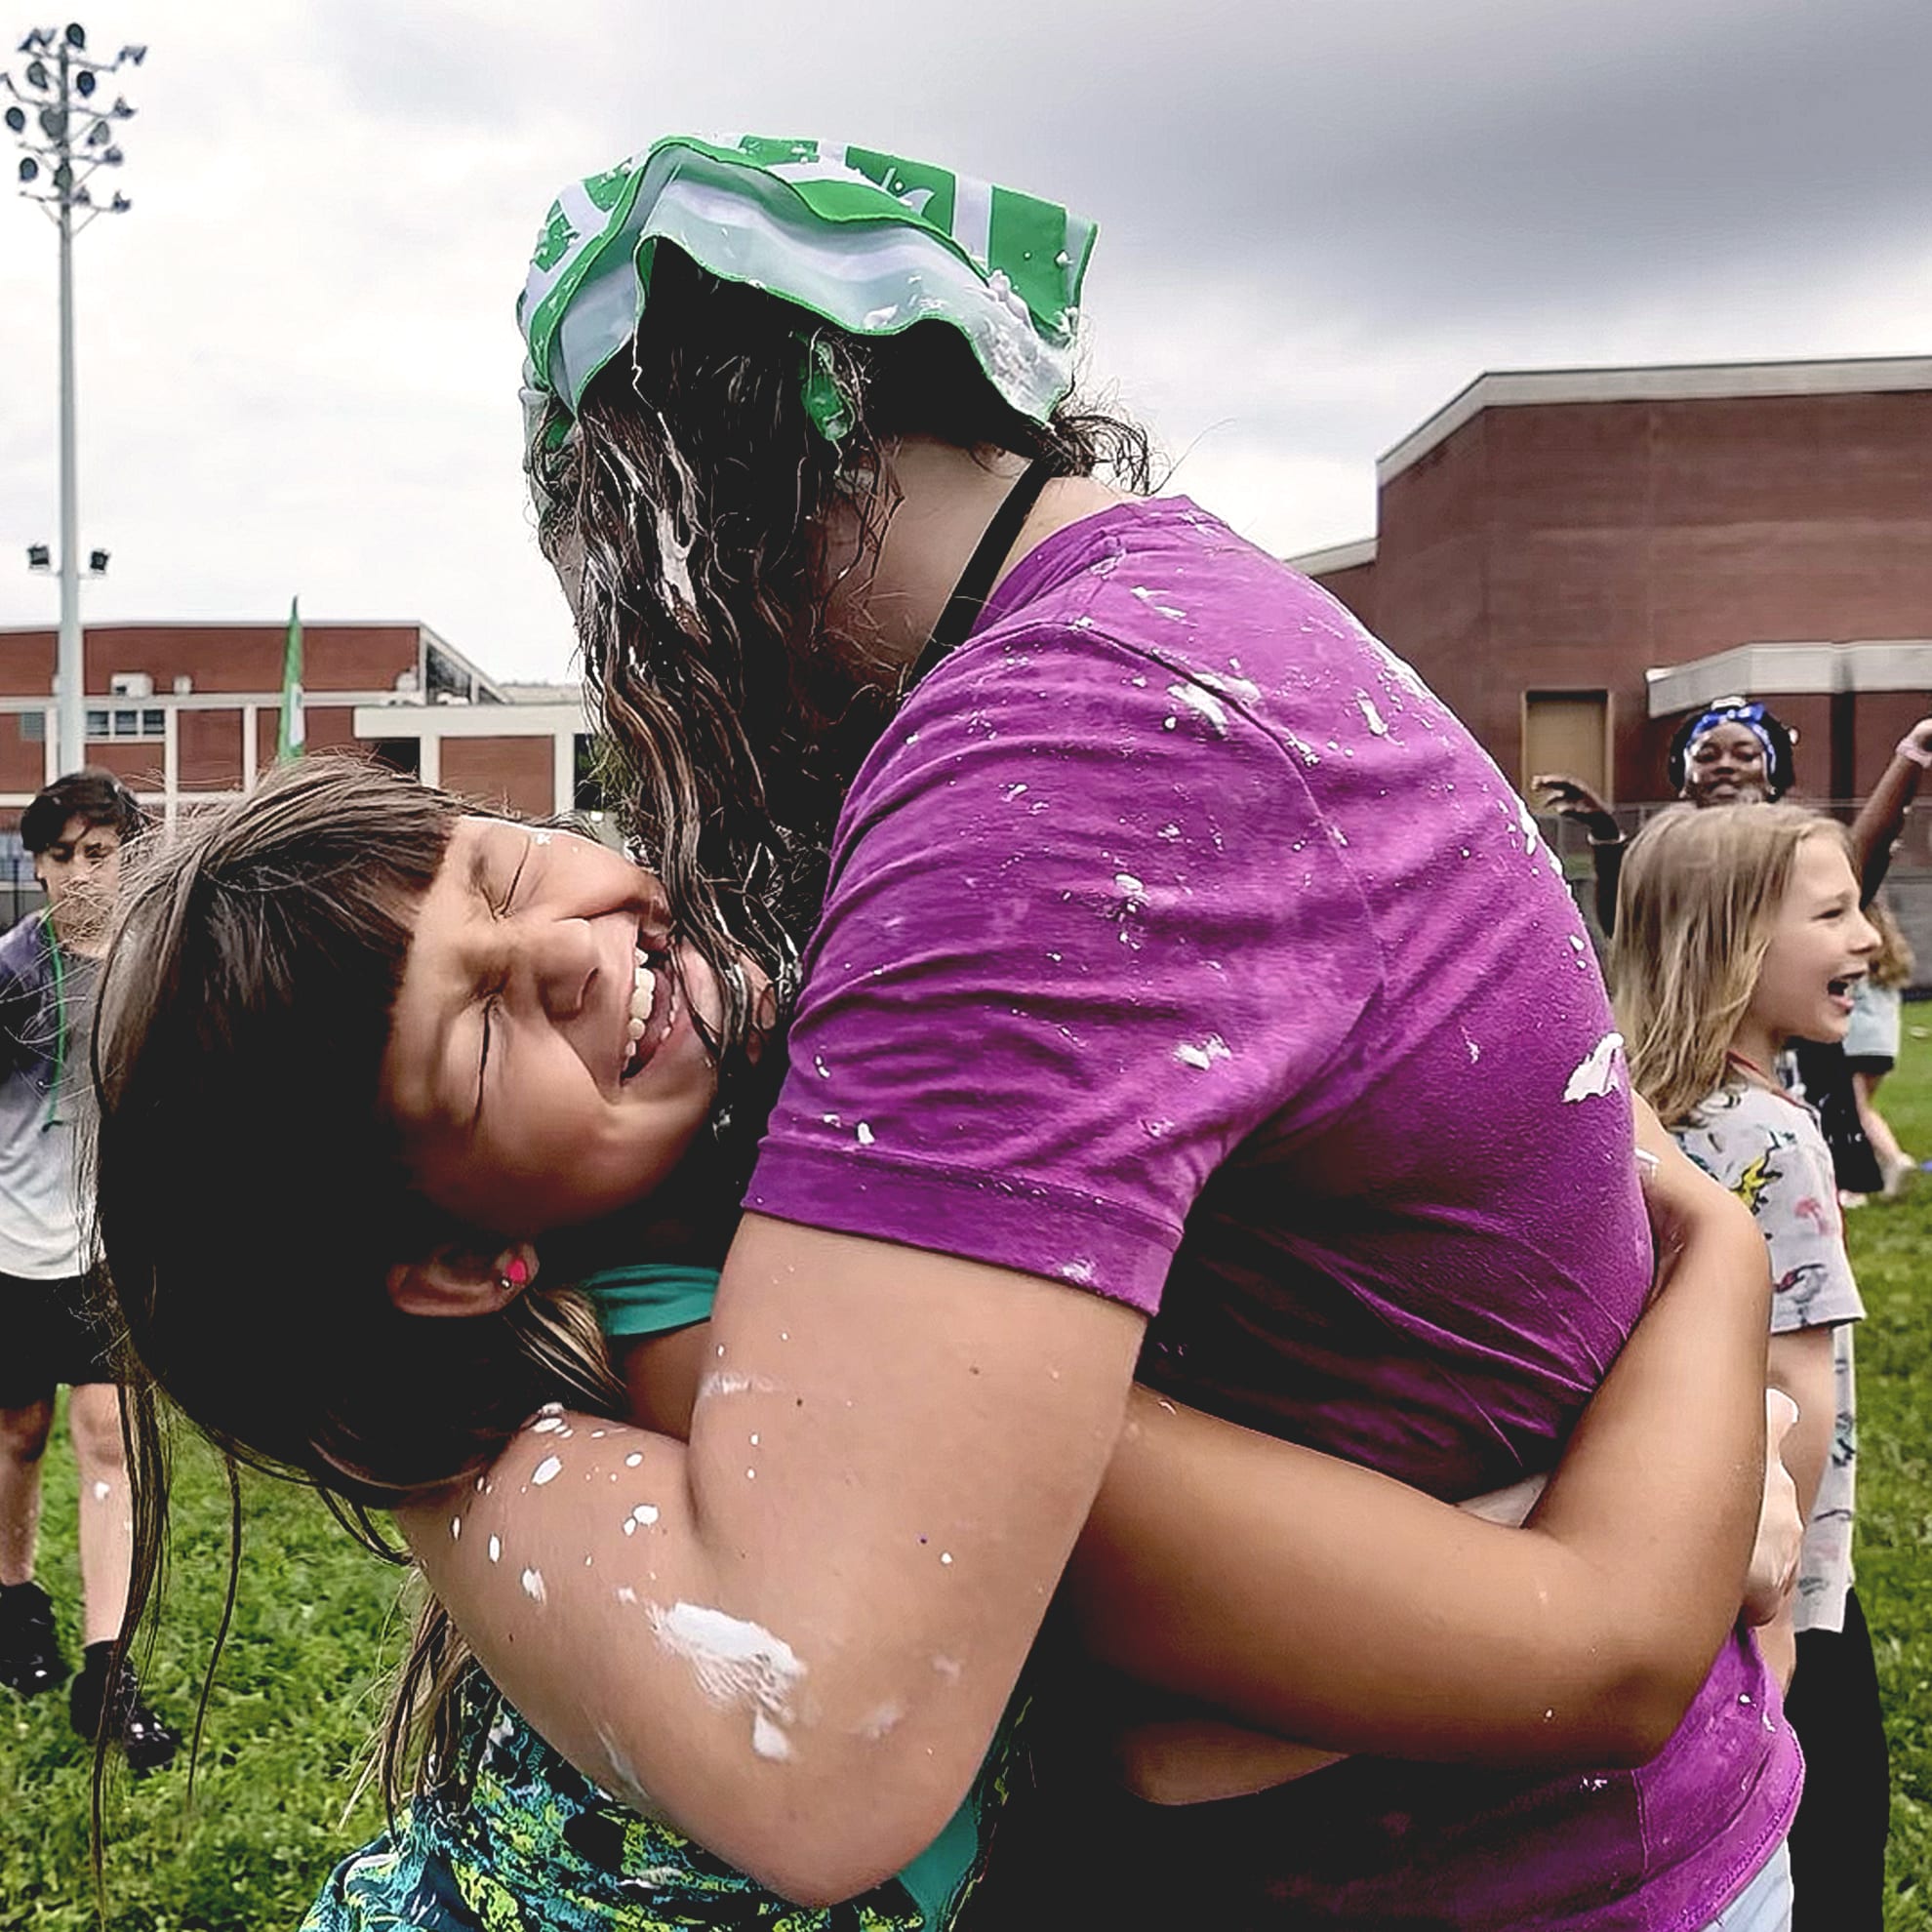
[626,1016,646,1041]
[630,957,657,1026]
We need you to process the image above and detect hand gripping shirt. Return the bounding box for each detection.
[746,499,1798,1929]
[1675,1079,1864,1635]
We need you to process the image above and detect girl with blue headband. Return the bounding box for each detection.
[1537,697,1932,936]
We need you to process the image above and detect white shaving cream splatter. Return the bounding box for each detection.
[699,1371,777,1401]
[1563,1031,1626,1104]
[1167,682,1228,736]
[655,505,696,611]
[1174,1033,1232,1071]
[859,1700,905,1740]
[651,1601,806,1761]
[531,1456,563,1486]
[751,1712,793,1759]
[1355,691,1389,737]
[487,1535,502,1564]
[1129,584,1187,621]
[520,1567,546,1603]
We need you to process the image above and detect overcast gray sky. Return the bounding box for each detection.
[2,0,1928,683]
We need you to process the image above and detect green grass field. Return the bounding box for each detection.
[4,1040,1931,1928]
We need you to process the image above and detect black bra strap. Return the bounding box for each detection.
[906,456,1059,690]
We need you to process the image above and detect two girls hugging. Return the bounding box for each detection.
[92,138,1806,1930]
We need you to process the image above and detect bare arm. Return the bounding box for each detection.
[1067,1116,1772,1771]
[1532,774,1624,935]
[1764,1327,1835,1522]
[1847,718,1932,902]
[399,1221,1145,1906]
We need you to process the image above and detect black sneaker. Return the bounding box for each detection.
[0,1582,70,1697]
[68,1648,180,1774]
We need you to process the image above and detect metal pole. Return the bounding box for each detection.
[53,41,82,776]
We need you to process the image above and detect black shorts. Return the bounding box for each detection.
[0,1269,119,1408]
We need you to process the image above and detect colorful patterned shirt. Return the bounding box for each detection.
[1675,1078,1864,1635]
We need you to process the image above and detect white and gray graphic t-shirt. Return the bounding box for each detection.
[1676,1078,1863,1634]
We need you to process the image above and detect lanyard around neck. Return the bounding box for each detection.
[904,456,1059,693]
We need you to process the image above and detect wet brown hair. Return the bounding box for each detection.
[530,246,1151,1108]
[1611,803,1853,1125]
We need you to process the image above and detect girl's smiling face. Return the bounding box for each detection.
[1744,832,1879,1053]
[1682,723,1773,806]
[381,819,743,1236]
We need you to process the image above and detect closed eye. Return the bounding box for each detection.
[474,990,504,1130]
[497,845,531,915]
[472,839,533,1127]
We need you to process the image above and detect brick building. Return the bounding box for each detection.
[0,620,593,927]
[0,619,592,827]
[1291,355,1932,811]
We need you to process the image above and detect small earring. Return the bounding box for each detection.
[498,1253,533,1293]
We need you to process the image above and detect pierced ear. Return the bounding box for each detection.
[386,1241,540,1318]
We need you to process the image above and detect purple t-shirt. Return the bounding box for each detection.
[747,499,1797,1927]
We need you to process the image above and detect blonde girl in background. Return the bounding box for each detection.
[1614,803,1890,1932]
[1843,896,1915,1193]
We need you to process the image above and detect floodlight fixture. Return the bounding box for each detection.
[5,21,145,772]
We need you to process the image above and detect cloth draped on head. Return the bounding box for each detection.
[516,134,1098,472]
[1667,698,1796,798]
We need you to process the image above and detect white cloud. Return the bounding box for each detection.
[0,0,1925,682]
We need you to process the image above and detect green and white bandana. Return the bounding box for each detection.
[517,135,1097,445]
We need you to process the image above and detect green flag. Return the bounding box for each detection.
[277,597,304,762]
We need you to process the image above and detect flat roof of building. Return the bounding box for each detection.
[1376,352,1932,487]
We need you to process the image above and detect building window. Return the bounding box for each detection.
[424,645,475,705]
[84,706,165,743]
[371,738,422,779]
[19,711,45,743]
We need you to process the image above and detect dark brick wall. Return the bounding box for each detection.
[440,736,554,818]
[1,623,422,698]
[1316,388,1932,804]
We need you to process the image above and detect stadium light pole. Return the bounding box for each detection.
[4,22,142,775]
